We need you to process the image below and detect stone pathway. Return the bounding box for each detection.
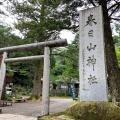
[0,98,74,120]
[0,114,37,120]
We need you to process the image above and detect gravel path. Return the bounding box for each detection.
[1,98,74,117]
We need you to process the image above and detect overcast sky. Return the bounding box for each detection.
[0,2,75,44]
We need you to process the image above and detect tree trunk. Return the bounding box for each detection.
[100,0,120,103]
[32,60,43,99]
[31,0,45,100]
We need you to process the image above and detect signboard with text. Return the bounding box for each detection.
[70,84,76,100]
[79,6,108,101]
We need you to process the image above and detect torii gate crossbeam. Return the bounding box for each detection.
[0,39,67,53]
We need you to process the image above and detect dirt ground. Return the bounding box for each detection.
[1,97,74,117]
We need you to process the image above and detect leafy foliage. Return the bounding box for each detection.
[116,48,120,67]
[113,24,120,44]
[0,25,34,88]
[115,24,120,36]
[51,34,79,83]
[10,62,34,87]
[113,35,120,44]
[114,24,120,67]
[0,25,22,47]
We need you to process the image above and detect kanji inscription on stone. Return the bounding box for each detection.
[88,30,94,37]
[79,6,108,101]
[88,75,98,85]
[85,14,97,26]
[86,55,96,71]
[87,43,96,51]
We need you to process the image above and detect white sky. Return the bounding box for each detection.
[60,30,75,44]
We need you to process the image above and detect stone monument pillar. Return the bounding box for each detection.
[0,52,7,100]
[79,6,108,101]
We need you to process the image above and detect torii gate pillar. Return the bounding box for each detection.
[42,47,50,115]
[0,52,7,100]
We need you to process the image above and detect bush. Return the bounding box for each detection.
[5,94,12,101]
[50,89,70,97]
[13,85,32,96]
[58,90,66,96]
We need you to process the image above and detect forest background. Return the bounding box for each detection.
[0,0,120,101]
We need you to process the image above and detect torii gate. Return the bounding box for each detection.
[0,39,68,115]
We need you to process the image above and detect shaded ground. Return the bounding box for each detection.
[1,97,74,117]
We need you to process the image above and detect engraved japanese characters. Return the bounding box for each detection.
[79,6,108,101]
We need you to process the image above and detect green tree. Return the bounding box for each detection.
[62,34,79,80]
[7,0,51,99]
[115,24,120,36]
[0,25,34,91]
[113,35,120,44]
[114,24,120,73]
[7,0,120,102]
[8,0,83,99]
[51,34,79,83]
[0,25,22,47]
[113,24,120,44]
[116,48,120,68]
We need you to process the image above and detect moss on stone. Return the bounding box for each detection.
[38,101,120,120]
[66,101,120,120]
[38,111,75,120]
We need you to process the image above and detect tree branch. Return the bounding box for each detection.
[108,2,120,11]
[106,0,112,2]
[88,0,96,6]
[60,25,79,30]
[109,5,119,17]
[111,17,120,21]
[30,15,39,23]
